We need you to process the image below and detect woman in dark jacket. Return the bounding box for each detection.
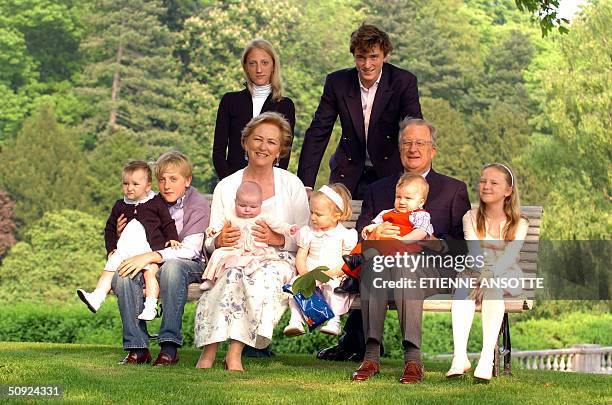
[213,39,296,179]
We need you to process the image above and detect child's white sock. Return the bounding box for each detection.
[320,315,342,335]
[77,288,106,313]
[91,288,107,302]
[283,300,306,336]
[138,298,158,321]
[200,280,214,291]
[144,297,158,308]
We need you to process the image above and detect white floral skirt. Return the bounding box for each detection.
[194,252,295,349]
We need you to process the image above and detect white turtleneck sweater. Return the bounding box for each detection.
[252,84,272,117]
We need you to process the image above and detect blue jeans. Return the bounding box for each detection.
[112,259,204,350]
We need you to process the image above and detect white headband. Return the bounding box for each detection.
[485,163,514,187]
[318,185,344,211]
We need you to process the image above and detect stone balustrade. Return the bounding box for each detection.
[431,344,612,374]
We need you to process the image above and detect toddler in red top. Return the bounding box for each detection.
[342,173,434,279]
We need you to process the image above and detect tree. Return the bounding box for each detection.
[525,0,610,239]
[366,0,483,112]
[0,210,105,303]
[515,0,571,36]
[160,0,213,32]
[0,191,16,260]
[0,1,86,142]
[0,104,91,230]
[78,0,185,142]
[0,0,84,83]
[0,85,29,145]
[463,29,536,114]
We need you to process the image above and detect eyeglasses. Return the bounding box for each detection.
[400,140,433,150]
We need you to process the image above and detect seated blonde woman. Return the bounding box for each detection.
[194,112,309,372]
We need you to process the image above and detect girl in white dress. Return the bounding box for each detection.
[283,184,358,336]
[447,163,529,381]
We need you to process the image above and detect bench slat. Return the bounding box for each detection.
[349,296,533,313]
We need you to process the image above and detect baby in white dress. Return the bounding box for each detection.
[200,181,293,290]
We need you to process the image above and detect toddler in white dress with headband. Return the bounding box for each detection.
[283,184,358,336]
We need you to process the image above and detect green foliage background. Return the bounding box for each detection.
[0,210,105,303]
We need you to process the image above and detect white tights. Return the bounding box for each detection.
[451,288,505,368]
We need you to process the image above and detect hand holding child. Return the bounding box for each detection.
[117,252,162,279]
[366,222,400,240]
[253,219,285,247]
[116,213,127,238]
[215,221,241,248]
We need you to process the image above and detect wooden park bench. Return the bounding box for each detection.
[186,198,543,376]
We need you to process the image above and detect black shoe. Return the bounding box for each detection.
[342,253,365,270]
[243,345,275,358]
[334,277,360,294]
[347,351,365,362]
[316,345,363,362]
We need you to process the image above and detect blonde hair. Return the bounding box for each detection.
[240,112,293,158]
[236,181,263,203]
[123,160,152,183]
[155,150,193,180]
[476,163,525,241]
[241,39,283,102]
[312,183,353,221]
[396,173,429,201]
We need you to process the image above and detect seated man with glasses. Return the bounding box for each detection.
[320,117,470,384]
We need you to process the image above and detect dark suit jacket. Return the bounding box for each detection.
[297,63,422,193]
[213,88,296,179]
[356,169,470,242]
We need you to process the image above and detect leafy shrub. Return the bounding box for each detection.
[0,209,105,303]
[512,312,612,350]
[0,301,123,345]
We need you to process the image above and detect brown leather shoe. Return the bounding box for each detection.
[351,360,380,381]
[152,351,179,366]
[118,350,151,365]
[399,361,424,384]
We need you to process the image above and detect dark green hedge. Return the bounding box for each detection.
[1,300,610,358]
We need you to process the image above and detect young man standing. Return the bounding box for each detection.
[298,23,422,200]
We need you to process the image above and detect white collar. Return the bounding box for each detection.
[252,84,272,98]
[170,193,186,209]
[359,70,383,90]
[124,190,155,205]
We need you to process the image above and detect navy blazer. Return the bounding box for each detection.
[356,169,471,241]
[212,88,296,179]
[297,63,422,193]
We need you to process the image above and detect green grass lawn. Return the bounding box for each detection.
[0,342,609,404]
